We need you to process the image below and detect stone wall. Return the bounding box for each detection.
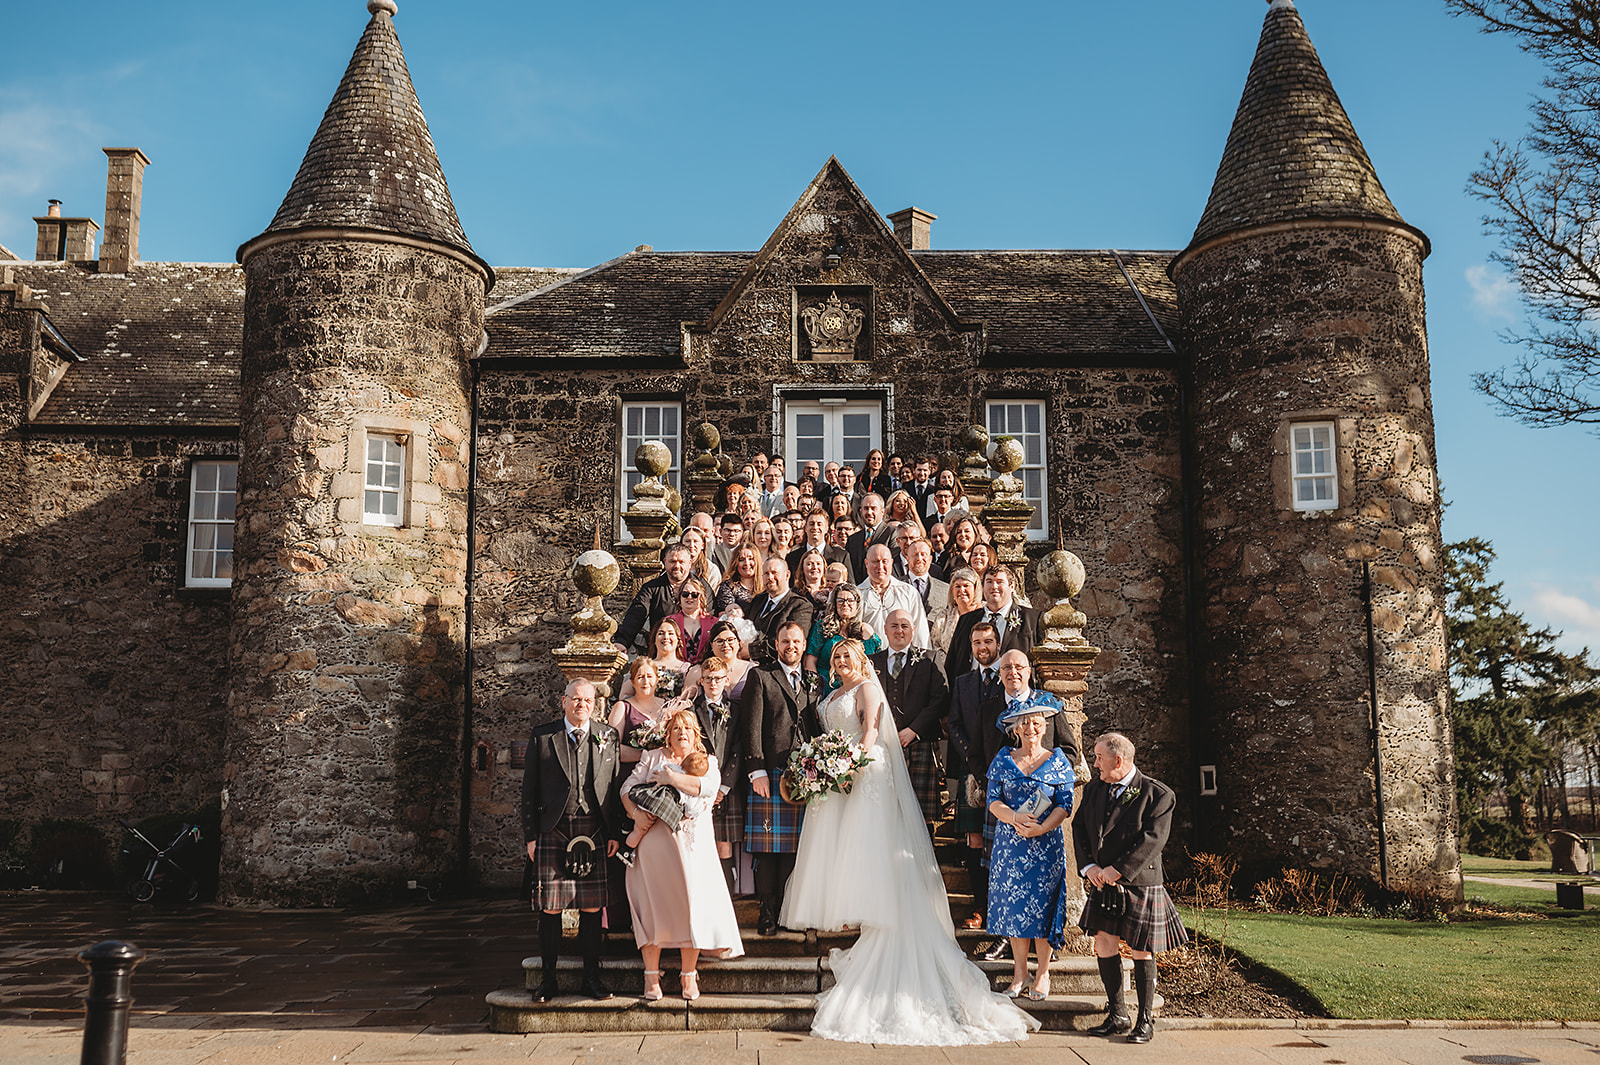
[1177,224,1459,896]
[225,237,484,903]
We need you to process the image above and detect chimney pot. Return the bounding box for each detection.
[47,200,61,218]
[101,148,151,274]
[887,207,937,251]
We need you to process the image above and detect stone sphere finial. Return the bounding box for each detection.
[1036,550,1086,600]
[571,550,621,599]
[634,440,672,478]
[987,435,1025,475]
[368,0,399,16]
[690,422,720,453]
[958,424,989,454]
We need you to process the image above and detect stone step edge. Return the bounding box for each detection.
[525,954,1131,975]
[486,988,1109,1034]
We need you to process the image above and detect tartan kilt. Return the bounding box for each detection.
[905,740,945,823]
[1078,883,1190,954]
[531,812,609,911]
[713,787,745,844]
[743,790,803,853]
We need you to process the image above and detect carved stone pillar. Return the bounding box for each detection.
[615,441,673,596]
[1030,549,1102,940]
[683,422,723,516]
[957,425,990,517]
[981,434,1033,594]
[551,550,629,702]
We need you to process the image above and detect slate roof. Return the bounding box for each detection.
[484,249,1178,361]
[1188,0,1406,249]
[10,261,242,428]
[245,6,487,278]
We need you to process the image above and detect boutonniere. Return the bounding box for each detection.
[1119,784,1142,806]
[801,671,822,697]
[592,729,612,750]
[1006,605,1023,630]
[907,646,928,665]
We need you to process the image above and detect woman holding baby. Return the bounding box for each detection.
[619,708,744,1001]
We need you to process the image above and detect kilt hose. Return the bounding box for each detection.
[744,790,802,853]
[531,811,609,911]
[1078,883,1190,954]
[905,739,945,824]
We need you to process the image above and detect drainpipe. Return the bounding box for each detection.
[458,334,487,886]
[1362,561,1390,889]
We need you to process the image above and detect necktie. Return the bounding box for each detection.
[570,730,589,812]
[982,667,996,693]
[1105,782,1124,822]
[891,652,904,678]
[788,670,798,692]
[914,578,926,598]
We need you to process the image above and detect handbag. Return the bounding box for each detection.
[629,782,686,832]
[1015,787,1052,822]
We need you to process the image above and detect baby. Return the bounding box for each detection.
[617,751,709,868]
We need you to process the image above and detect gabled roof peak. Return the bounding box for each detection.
[240,2,488,281]
[1186,1,1412,253]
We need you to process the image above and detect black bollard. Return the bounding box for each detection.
[77,940,145,1065]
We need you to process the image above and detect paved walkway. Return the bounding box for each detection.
[1461,875,1598,894]
[3,892,1596,1064]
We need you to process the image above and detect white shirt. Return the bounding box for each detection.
[857,576,929,649]
[982,598,1015,642]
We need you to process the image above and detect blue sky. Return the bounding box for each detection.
[3,0,1596,655]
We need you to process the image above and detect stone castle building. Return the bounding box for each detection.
[0,0,1460,902]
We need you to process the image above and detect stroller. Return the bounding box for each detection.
[118,818,203,902]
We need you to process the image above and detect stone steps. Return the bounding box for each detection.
[487,987,1111,1035]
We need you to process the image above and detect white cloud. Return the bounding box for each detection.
[1465,263,1517,322]
[1531,583,1600,656]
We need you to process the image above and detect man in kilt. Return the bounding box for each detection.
[869,609,949,830]
[1074,731,1188,1044]
[691,655,744,895]
[739,620,819,936]
[521,678,625,1001]
[947,620,1003,929]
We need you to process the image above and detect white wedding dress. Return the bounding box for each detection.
[781,679,1039,1045]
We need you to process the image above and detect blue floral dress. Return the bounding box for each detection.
[985,747,1075,945]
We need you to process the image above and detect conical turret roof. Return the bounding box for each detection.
[1188,0,1408,250]
[242,1,488,278]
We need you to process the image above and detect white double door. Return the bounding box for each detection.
[784,400,881,473]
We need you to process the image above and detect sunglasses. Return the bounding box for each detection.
[681,590,701,600]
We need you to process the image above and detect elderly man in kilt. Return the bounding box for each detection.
[521,678,625,1001]
[869,608,949,831]
[739,620,819,936]
[1074,731,1188,1044]
[691,655,744,895]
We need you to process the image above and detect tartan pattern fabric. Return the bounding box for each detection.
[905,740,945,823]
[713,788,745,843]
[743,789,803,853]
[531,811,609,911]
[1077,883,1190,953]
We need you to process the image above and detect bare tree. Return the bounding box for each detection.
[1450,0,1600,430]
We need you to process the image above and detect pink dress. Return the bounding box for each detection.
[623,750,745,956]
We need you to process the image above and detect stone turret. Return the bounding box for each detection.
[223,0,491,903]
[1172,0,1458,897]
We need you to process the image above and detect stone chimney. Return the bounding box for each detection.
[101,148,150,274]
[887,206,937,250]
[34,202,99,262]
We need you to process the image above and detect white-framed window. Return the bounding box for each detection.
[187,459,237,588]
[784,400,881,472]
[364,434,406,526]
[986,399,1048,538]
[619,401,681,533]
[1290,422,1338,511]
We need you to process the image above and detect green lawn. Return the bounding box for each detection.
[1461,878,1589,911]
[1461,854,1555,878]
[1185,907,1600,1020]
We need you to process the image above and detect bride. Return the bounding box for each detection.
[780,639,1039,1045]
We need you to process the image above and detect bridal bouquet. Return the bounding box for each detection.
[781,730,873,804]
[627,718,669,751]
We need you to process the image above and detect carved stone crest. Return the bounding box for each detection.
[800,290,865,360]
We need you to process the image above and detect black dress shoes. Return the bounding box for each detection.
[1127,1012,1155,1043]
[533,977,558,1003]
[758,904,778,936]
[580,974,612,1000]
[982,938,1010,961]
[1086,1013,1132,1036]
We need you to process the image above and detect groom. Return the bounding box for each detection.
[739,620,819,935]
